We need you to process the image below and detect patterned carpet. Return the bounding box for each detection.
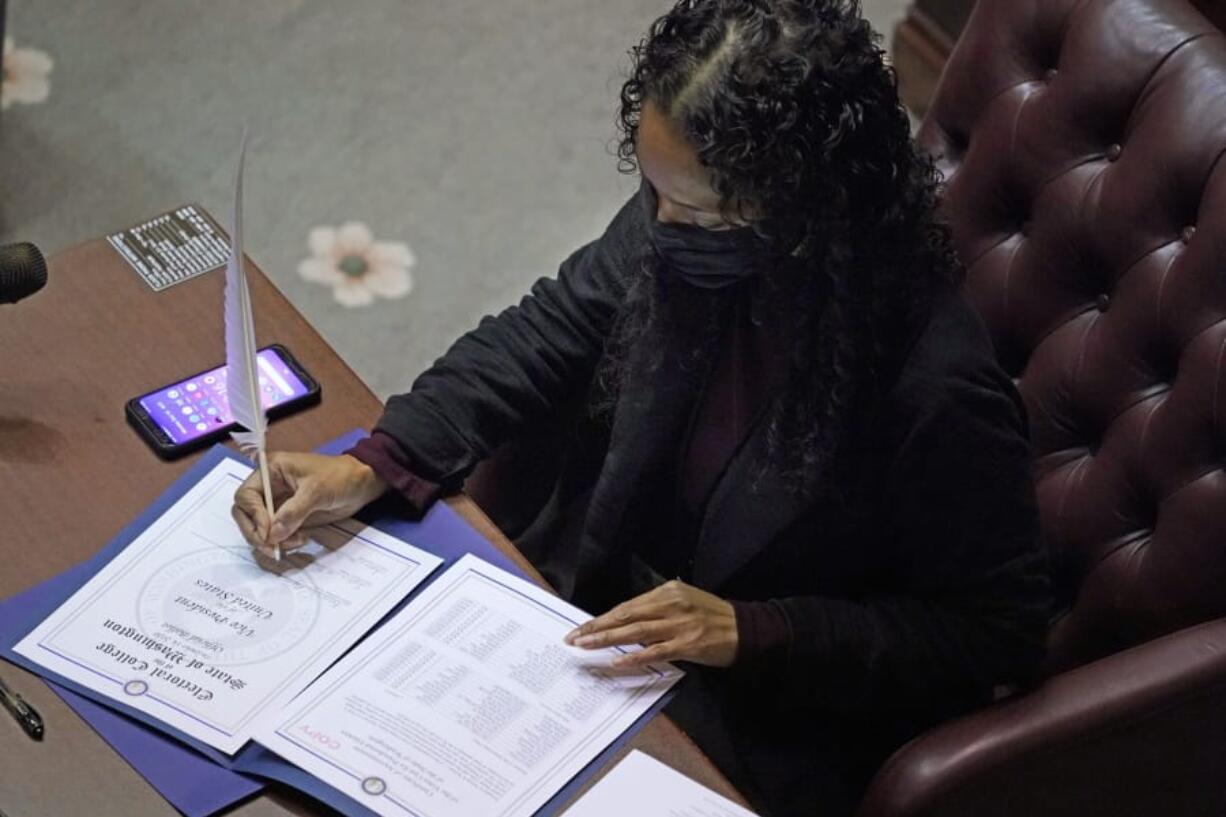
[1,0,908,399]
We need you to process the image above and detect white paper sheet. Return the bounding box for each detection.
[15,458,442,755]
[256,553,684,817]
[566,750,758,817]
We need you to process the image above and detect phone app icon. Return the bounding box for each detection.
[204,376,216,384]
[185,383,198,392]
[189,414,200,423]
[195,422,208,431]
[181,406,193,415]
[206,407,219,416]
[167,389,180,399]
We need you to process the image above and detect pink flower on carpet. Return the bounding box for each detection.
[2,37,53,110]
[298,222,415,308]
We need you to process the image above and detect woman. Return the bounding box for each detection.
[233,1,1050,814]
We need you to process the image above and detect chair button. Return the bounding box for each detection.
[1106,143,1123,161]
[1097,293,1111,311]
[1044,68,1059,81]
[1182,225,1197,243]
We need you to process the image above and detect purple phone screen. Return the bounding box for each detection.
[139,348,309,445]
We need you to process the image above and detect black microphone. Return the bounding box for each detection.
[0,241,47,305]
[0,243,48,304]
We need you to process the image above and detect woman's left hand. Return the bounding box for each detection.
[563,580,738,669]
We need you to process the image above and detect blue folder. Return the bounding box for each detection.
[0,430,673,817]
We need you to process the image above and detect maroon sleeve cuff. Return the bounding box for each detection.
[730,599,792,667]
[346,431,445,513]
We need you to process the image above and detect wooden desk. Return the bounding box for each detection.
[0,218,747,816]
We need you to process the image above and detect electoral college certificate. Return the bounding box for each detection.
[256,553,684,817]
[14,458,443,755]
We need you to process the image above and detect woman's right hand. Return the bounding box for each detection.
[231,452,388,556]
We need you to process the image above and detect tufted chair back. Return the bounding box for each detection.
[916,0,1226,675]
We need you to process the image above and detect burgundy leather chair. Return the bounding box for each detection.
[857,0,1226,814]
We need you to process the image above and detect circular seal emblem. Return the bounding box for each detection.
[123,679,148,696]
[137,547,321,667]
[361,777,387,796]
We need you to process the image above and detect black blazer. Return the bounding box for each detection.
[373,194,1051,815]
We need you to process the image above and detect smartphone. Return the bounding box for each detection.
[126,343,321,459]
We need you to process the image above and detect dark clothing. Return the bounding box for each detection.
[649,290,780,587]
[350,194,1051,817]
[349,431,443,510]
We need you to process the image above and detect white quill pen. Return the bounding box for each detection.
[224,128,279,560]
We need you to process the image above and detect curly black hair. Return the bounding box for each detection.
[598,0,961,494]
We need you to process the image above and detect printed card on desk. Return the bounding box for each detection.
[567,750,759,817]
[13,457,443,755]
[255,553,685,817]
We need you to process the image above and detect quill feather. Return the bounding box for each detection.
[224,128,278,558]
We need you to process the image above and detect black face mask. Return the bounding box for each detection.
[639,181,772,290]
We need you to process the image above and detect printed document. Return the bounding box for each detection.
[15,458,442,754]
[567,750,759,817]
[256,553,683,817]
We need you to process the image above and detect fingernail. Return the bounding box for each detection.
[574,635,596,648]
